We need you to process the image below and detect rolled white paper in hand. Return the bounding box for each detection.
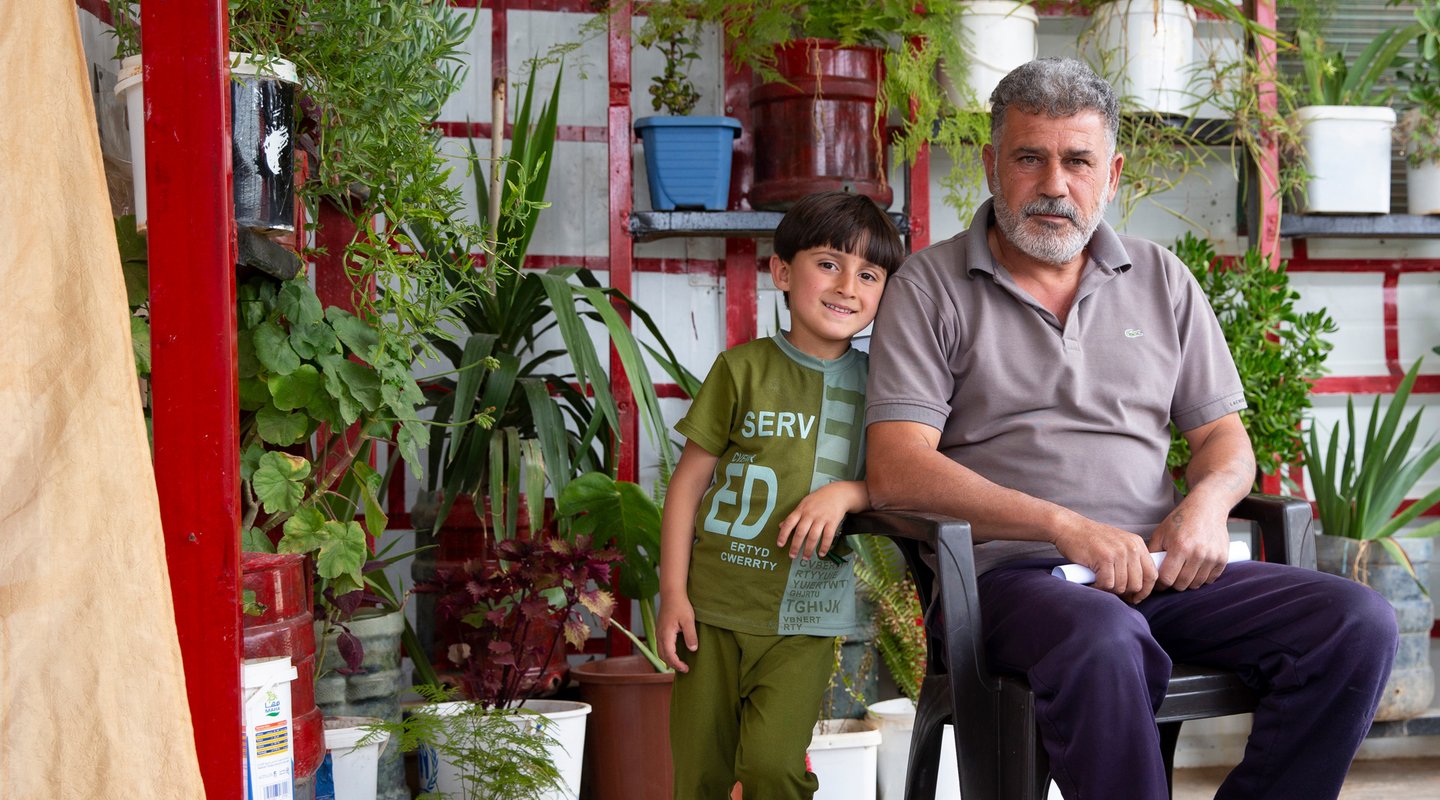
[1052,541,1251,584]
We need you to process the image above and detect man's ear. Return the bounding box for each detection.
[769,254,791,290]
[1106,150,1125,202]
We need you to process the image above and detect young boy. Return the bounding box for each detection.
[657,190,905,799]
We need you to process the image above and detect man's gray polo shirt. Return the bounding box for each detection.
[865,200,1245,573]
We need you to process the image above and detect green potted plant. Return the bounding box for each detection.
[417,532,621,796]
[1399,0,1440,213]
[1304,358,1440,721]
[1167,234,1337,488]
[626,0,743,211]
[1294,23,1417,213]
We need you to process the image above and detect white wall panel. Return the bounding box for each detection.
[1290,273,1390,377]
[1397,273,1440,370]
[438,8,492,124]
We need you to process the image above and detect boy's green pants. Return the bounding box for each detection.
[670,621,837,799]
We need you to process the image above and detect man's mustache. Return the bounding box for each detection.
[1022,198,1080,226]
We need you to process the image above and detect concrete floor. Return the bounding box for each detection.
[1173,757,1440,799]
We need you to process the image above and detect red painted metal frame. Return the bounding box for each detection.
[607,0,639,655]
[142,2,243,797]
[1251,0,1282,265]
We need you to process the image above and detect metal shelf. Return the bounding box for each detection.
[1280,214,1440,239]
[628,210,910,242]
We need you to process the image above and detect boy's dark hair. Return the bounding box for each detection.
[772,191,906,276]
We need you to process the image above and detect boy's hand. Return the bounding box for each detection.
[777,481,865,560]
[657,593,698,672]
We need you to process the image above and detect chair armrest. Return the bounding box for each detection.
[844,511,996,692]
[1230,493,1316,570]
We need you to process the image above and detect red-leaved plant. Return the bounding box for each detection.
[422,535,620,709]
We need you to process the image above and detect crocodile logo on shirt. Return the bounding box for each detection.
[1124,328,1144,339]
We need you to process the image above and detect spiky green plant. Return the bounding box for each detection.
[849,534,926,701]
[1305,359,1440,581]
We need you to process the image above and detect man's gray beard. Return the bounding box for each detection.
[991,184,1109,265]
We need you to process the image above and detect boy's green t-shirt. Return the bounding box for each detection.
[675,333,866,637]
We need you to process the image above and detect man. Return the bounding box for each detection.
[864,58,1397,799]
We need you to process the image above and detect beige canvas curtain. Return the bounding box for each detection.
[0,2,207,797]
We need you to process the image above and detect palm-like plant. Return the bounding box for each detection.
[1305,359,1440,578]
[411,61,696,536]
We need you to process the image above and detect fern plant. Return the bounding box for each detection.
[849,534,926,702]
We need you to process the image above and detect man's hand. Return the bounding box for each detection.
[777,480,867,560]
[1053,522,1158,603]
[656,592,698,672]
[1147,501,1232,592]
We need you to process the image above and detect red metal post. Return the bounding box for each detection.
[607,0,638,655]
[1252,0,1281,265]
[143,1,242,797]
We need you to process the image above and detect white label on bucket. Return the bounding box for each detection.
[262,128,290,176]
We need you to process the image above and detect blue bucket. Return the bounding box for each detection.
[634,116,742,210]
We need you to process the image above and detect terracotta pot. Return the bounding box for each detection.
[748,39,891,210]
[572,655,675,800]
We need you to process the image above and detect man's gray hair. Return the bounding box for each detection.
[989,58,1119,152]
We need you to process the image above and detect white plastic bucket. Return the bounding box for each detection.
[1297,105,1396,214]
[808,718,883,800]
[113,55,146,230]
[946,1,1039,109]
[419,699,590,800]
[319,717,388,800]
[1090,0,1197,115]
[865,699,967,800]
[111,52,297,233]
[1407,160,1440,214]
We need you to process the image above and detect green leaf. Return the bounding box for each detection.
[279,511,367,591]
[556,472,662,602]
[251,451,312,514]
[255,403,311,446]
[327,308,381,360]
[277,280,324,327]
[130,316,151,376]
[115,216,149,309]
[242,526,276,553]
[239,376,272,412]
[268,364,322,411]
[240,443,266,483]
[253,320,301,376]
[291,321,340,360]
[337,360,384,411]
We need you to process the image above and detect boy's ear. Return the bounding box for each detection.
[768,255,791,291]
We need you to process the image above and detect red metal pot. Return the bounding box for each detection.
[748,39,892,210]
[241,552,325,781]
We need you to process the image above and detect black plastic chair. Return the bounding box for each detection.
[845,494,1315,800]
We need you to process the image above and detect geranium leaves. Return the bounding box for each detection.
[279,507,367,596]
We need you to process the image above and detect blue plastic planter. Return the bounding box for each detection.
[634,116,742,210]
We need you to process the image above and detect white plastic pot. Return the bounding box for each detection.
[1297,105,1396,214]
[1408,160,1440,214]
[419,699,590,800]
[808,718,883,800]
[1090,0,1198,115]
[943,1,1039,110]
[113,52,298,233]
[866,698,966,800]
[319,717,389,800]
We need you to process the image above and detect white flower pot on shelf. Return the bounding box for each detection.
[1089,0,1198,115]
[1407,160,1440,214]
[942,1,1038,110]
[1296,105,1396,214]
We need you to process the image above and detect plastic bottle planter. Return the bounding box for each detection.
[1297,105,1396,214]
[114,52,297,234]
[942,1,1038,110]
[633,116,742,211]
